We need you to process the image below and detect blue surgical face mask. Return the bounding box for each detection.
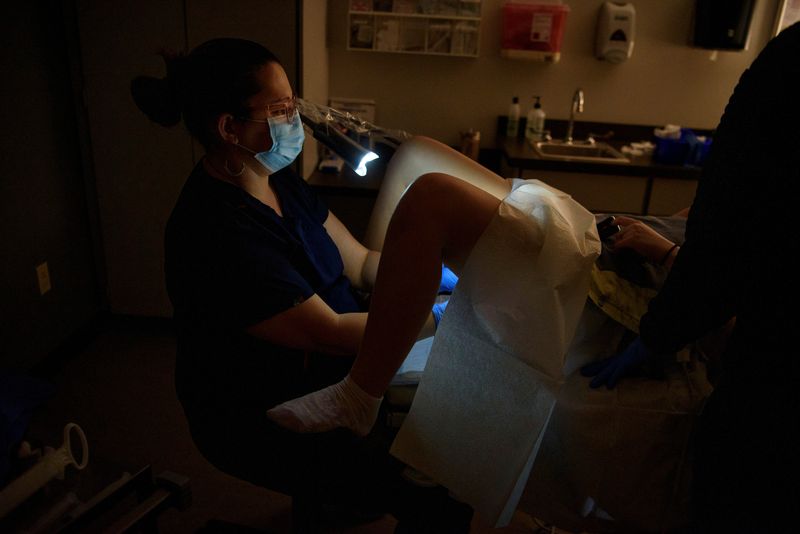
[237,110,305,174]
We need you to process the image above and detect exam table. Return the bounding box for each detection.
[367,136,713,532]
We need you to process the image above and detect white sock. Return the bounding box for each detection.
[266,375,383,437]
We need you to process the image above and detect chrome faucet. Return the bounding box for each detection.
[565,88,584,144]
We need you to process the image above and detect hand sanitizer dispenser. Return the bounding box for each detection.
[596,2,635,64]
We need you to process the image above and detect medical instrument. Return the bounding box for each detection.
[596,215,615,230]
[64,471,131,522]
[0,423,88,518]
[296,98,410,177]
[58,467,191,532]
[597,216,621,240]
[23,491,80,534]
[599,225,620,241]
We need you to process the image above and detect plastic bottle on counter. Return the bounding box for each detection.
[525,96,546,141]
[506,96,520,138]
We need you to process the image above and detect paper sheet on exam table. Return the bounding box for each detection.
[391,336,433,386]
[390,180,600,527]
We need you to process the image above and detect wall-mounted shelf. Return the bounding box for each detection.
[348,1,482,57]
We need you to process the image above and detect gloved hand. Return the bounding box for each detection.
[580,337,659,389]
[432,300,449,327]
[438,264,458,295]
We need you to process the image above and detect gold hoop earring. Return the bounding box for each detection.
[224,159,245,177]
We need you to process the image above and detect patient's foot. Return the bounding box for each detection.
[266,375,383,436]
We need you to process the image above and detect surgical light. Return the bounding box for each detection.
[297,101,379,177]
[311,123,378,177]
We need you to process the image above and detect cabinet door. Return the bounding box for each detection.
[648,178,698,216]
[78,0,191,316]
[520,170,647,214]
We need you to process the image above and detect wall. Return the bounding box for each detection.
[302,0,330,178]
[77,0,190,318]
[0,1,102,369]
[327,0,779,146]
[78,0,300,317]
[0,1,319,362]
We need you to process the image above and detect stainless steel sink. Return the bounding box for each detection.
[533,141,630,163]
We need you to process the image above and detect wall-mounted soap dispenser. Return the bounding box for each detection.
[595,2,636,64]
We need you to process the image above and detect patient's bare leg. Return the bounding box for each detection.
[364,136,511,251]
[267,173,503,435]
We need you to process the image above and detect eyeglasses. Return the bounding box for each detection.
[241,95,298,124]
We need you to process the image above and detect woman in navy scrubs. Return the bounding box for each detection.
[131,39,467,530]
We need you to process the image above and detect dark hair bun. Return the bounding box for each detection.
[130,75,181,127]
[132,41,279,146]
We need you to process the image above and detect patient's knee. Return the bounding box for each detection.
[393,135,441,160]
[395,173,457,221]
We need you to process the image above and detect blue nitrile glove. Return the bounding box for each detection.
[580,337,656,389]
[438,264,458,295]
[432,300,449,327]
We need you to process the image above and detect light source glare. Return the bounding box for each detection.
[356,151,379,176]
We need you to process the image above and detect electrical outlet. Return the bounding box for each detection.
[36,262,51,295]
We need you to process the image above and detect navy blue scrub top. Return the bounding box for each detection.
[165,163,361,427]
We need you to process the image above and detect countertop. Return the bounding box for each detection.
[499,136,703,180]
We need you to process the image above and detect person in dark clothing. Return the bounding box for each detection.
[581,22,800,531]
[131,38,470,531]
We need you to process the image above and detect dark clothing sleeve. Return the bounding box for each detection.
[639,22,800,355]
